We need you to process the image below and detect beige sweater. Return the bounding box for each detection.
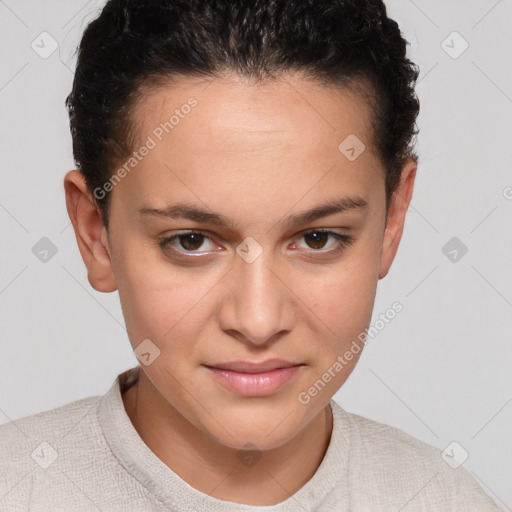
[0,366,501,511]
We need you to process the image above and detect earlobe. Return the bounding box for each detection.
[63,170,118,292]
[378,159,417,280]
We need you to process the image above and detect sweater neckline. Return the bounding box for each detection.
[98,365,350,511]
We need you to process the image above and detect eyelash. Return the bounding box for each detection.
[157,229,355,259]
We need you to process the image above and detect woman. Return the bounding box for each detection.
[0,0,501,510]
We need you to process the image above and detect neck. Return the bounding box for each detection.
[122,369,333,506]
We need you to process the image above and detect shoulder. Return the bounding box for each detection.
[0,375,163,512]
[0,395,103,491]
[0,394,102,452]
[331,402,501,511]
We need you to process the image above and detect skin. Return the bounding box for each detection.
[63,73,416,506]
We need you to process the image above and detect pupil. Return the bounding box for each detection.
[181,233,204,251]
[307,232,327,249]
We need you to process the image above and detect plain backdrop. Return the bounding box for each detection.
[0,0,511,510]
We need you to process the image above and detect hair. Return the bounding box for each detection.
[66,0,420,230]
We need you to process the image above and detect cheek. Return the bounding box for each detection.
[293,269,375,400]
[113,242,215,349]
[290,240,380,381]
[300,250,379,332]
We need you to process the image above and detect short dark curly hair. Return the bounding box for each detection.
[66,0,420,230]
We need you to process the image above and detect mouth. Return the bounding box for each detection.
[203,359,305,397]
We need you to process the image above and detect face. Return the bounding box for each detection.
[65,73,415,451]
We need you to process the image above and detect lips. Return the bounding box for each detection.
[205,358,301,373]
[203,359,304,397]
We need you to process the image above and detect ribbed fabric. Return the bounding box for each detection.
[0,366,501,511]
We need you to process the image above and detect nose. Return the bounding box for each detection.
[218,249,296,347]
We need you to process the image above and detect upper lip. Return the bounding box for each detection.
[205,358,303,373]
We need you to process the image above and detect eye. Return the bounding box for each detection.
[293,229,354,255]
[157,230,218,255]
[157,228,355,260]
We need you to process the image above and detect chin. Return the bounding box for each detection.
[198,402,308,451]
[210,426,297,452]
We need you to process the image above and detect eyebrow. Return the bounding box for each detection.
[138,195,368,230]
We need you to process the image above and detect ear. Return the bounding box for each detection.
[63,170,117,292]
[378,159,417,280]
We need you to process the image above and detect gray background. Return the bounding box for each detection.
[0,0,510,509]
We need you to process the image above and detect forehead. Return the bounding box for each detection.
[115,73,384,218]
[134,73,376,155]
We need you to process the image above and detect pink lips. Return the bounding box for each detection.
[204,359,304,397]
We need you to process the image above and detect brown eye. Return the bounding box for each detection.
[177,233,206,251]
[294,229,355,257]
[304,231,330,250]
[157,230,216,255]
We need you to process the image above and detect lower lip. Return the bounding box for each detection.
[205,365,303,397]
